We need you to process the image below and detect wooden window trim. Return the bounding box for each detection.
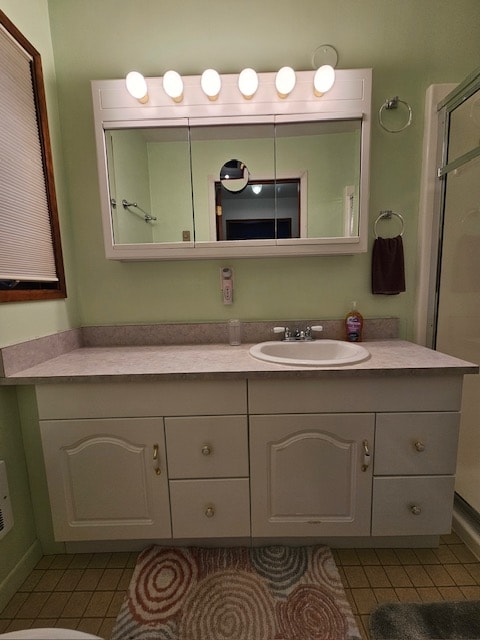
[0,9,66,303]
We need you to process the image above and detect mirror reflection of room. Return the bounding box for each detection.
[215,178,301,241]
[104,118,362,245]
[106,126,192,245]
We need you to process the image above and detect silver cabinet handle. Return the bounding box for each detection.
[361,439,371,471]
[205,505,215,518]
[202,444,212,456]
[153,444,161,475]
[410,504,422,516]
[414,441,425,452]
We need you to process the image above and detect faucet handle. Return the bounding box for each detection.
[310,325,323,333]
[273,326,291,339]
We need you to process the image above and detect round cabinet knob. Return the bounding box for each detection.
[205,505,215,518]
[201,444,212,456]
[410,504,422,516]
[414,441,425,452]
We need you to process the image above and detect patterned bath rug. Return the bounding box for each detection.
[112,545,361,640]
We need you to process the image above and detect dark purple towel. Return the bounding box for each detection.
[372,235,406,295]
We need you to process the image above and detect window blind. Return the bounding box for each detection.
[0,24,58,282]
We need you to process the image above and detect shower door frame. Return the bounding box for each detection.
[415,68,480,349]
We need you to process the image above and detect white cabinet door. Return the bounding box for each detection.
[250,413,375,537]
[40,418,171,541]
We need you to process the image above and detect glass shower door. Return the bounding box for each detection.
[435,76,480,514]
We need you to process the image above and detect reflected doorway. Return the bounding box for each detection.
[215,179,300,241]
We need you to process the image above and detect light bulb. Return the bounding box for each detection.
[125,71,148,103]
[275,66,296,98]
[163,70,184,102]
[238,68,258,99]
[201,69,221,100]
[314,64,335,96]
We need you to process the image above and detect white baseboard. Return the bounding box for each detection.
[453,504,480,561]
[0,540,43,614]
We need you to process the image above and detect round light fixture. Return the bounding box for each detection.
[275,66,296,98]
[163,70,184,102]
[125,71,148,103]
[238,68,258,99]
[314,64,335,96]
[201,68,221,100]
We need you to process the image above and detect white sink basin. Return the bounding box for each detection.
[249,339,370,367]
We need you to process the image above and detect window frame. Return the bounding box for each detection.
[0,9,66,303]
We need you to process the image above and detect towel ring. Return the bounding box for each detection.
[374,210,405,238]
[378,96,412,133]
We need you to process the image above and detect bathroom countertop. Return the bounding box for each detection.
[0,340,477,384]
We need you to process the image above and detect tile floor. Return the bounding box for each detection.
[0,532,479,639]
[0,551,137,639]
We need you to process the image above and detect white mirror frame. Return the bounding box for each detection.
[91,68,372,260]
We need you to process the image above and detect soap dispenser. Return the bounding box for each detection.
[345,301,363,342]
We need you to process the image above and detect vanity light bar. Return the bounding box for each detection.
[125,65,335,103]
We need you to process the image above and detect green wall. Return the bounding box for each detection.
[47,0,480,336]
[0,0,78,348]
[0,388,39,611]
[0,0,77,611]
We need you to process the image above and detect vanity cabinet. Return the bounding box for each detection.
[36,373,464,545]
[37,380,248,542]
[248,376,463,541]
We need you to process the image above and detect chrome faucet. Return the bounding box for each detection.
[273,325,323,341]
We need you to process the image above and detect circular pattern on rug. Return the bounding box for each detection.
[179,569,276,640]
[308,546,345,597]
[250,546,308,592]
[129,548,198,624]
[195,546,250,579]
[276,584,348,640]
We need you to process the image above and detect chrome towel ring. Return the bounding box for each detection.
[374,210,405,238]
[378,96,412,133]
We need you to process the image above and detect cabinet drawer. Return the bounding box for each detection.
[169,478,250,538]
[372,476,455,536]
[374,413,459,475]
[36,380,247,419]
[165,416,248,478]
[248,377,463,414]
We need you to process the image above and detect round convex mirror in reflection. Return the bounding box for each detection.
[220,159,249,192]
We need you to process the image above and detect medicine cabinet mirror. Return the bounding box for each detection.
[92,68,372,260]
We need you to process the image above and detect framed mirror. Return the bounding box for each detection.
[92,68,372,260]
